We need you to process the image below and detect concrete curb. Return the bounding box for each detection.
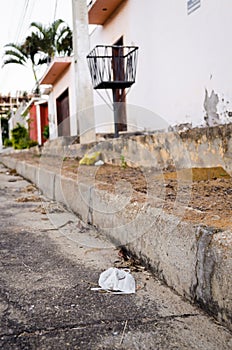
[0,155,231,331]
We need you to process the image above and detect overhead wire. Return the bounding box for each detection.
[27,0,37,27]
[2,0,69,95]
[53,0,58,21]
[14,0,28,42]
[15,0,30,42]
[19,0,37,42]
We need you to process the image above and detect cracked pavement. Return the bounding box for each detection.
[0,163,232,349]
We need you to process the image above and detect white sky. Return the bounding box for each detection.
[0,0,73,95]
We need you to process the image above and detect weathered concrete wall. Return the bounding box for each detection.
[179,124,232,174]
[37,124,232,177]
[57,123,232,175]
[0,153,231,331]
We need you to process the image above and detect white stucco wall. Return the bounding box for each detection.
[9,104,28,131]
[89,0,232,131]
[48,62,77,139]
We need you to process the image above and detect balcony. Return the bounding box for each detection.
[88,0,125,25]
[87,45,138,90]
[40,57,72,85]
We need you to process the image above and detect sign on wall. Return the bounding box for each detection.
[187,0,201,15]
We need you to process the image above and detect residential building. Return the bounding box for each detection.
[40,56,77,140]
[88,0,232,132]
[20,97,49,146]
[2,94,29,141]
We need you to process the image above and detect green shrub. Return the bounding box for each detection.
[17,137,30,149]
[11,124,29,149]
[11,123,38,149]
[42,125,49,140]
[28,140,38,148]
[3,138,13,147]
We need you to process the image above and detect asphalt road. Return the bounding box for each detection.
[0,163,231,350]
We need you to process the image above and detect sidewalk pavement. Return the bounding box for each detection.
[0,164,232,349]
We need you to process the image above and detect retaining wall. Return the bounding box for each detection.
[40,124,232,176]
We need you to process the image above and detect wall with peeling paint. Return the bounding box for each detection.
[89,0,232,131]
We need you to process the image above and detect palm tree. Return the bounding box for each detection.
[2,19,73,90]
[30,19,73,64]
[3,33,40,87]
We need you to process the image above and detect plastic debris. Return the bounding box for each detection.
[79,152,101,165]
[91,267,136,294]
[94,160,104,166]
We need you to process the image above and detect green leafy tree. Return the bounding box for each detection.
[28,19,72,64]
[2,19,73,90]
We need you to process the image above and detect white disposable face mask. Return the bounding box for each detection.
[92,267,136,294]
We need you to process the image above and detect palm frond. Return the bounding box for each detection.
[56,26,71,41]
[37,56,51,65]
[2,58,24,67]
[52,19,64,33]
[30,21,44,31]
[4,42,22,49]
[3,47,27,67]
[4,49,24,58]
[30,22,46,39]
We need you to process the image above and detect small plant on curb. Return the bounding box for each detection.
[120,155,127,169]
[42,125,49,140]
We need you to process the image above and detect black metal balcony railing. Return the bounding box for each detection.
[87,45,138,90]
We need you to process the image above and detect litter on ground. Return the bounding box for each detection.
[91,267,136,294]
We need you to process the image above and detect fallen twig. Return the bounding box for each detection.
[80,279,99,287]
[119,320,128,346]
[21,261,33,272]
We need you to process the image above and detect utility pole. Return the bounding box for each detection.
[72,0,96,144]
